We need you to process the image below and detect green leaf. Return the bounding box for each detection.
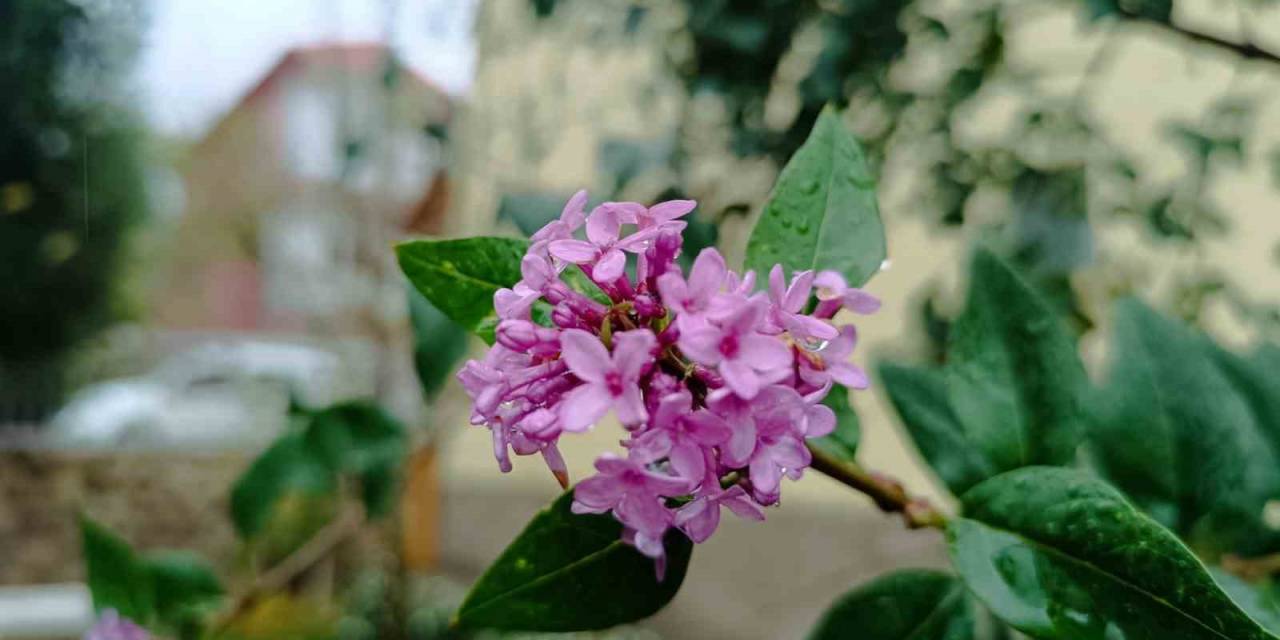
[306,401,406,517]
[397,237,528,343]
[144,551,225,632]
[807,569,975,640]
[1209,342,1280,461]
[948,466,1275,640]
[879,362,994,496]
[745,105,886,287]
[809,387,860,461]
[945,247,1086,474]
[407,283,469,400]
[1089,299,1280,551]
[81,515,155,624]
[1211,568,1280,634]
[455,489,693,631]
[230,432,335,538]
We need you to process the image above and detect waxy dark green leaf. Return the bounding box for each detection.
[809,386,860,461]
[879,362,994,496]
[807,569,976,640]
[945,247,1086,474]
[455,489,693,631]
[397,237,528,343]
[1088,299,1280,551]
[949,466,1275,640]
[745,105,886,287]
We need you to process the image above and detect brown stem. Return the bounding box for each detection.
[1121,11,1280,65]
[1222,552,1280,582]
[806,443,947,530]
[211,504,365,631]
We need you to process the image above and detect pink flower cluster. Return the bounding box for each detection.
[458,191,878,574]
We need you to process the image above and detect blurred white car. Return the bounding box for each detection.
[49,340,350,451]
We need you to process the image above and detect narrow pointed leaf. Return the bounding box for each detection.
[949,466,1275,640]
[945,247,1085,473]
[455,489,693,631]
[879,362,994,496]
[745,105,886,287]
[1089,299,1280,551]
[807,569,976,640]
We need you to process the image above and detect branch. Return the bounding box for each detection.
[212,504,365,630]
[806,444,947,530]
[1122,12,1280,66]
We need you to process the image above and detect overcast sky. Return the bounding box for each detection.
[135,0,477,138]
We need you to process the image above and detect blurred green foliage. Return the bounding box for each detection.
[0,0,148,400]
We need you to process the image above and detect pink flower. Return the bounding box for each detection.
[678,299,791,399]
[813,270,881,318]
[656,247,727,322]
[530,189,588,252]
[549,204,659,282]
[453,190,879,566]
[631,390,732,481]
[558,328,656,431]
[84,610,148,640]
[572,453,689,547]
[767,265,838,342]
[675,484,765,543]
[798,325,870,390]
[638,199,695,231]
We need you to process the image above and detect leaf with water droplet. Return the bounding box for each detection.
[950,467,1278,640]
[745,106,886,287]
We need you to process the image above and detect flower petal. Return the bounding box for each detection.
[558,383,612,432]
[573,473,624,511]
[613,329,657,380]
[549,239,598,264]
[737,334,792,371]
[614,385,648,426]
[593,248,626,282]
[559,329,611,382]
[678,326,724,365]
[720,358,762,399]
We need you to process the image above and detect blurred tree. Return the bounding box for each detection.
[0,0,149,416]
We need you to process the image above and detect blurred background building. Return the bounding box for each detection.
[2,0,1280,637]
